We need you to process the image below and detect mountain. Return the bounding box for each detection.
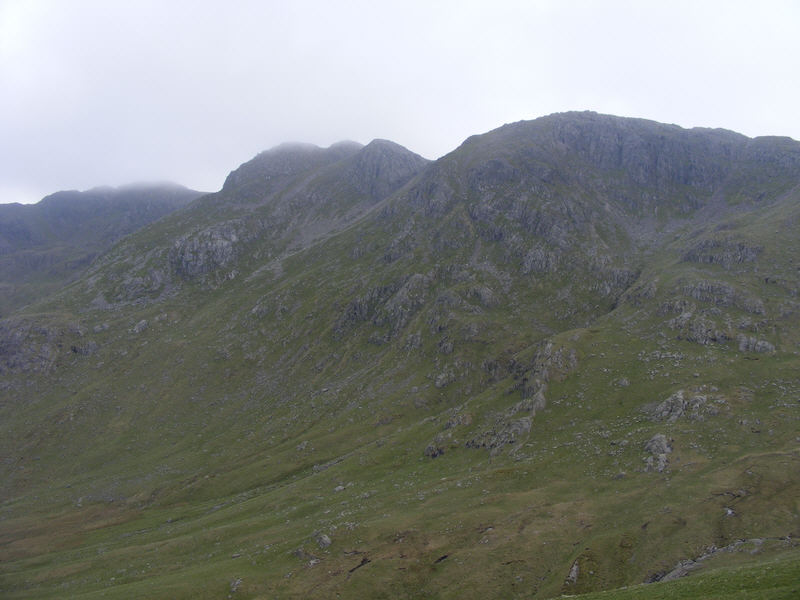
[1,113,798,599]
[0,183,205,316]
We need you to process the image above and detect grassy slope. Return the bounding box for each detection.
[568,550,800,599]
[1,120,799,598]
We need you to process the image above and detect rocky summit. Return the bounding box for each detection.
[1,112,798,599]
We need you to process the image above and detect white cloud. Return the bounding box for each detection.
[1,0,798,203]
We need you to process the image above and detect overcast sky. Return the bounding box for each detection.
[1,0,798,204]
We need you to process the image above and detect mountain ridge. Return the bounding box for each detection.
[0,182,205,316]
[1,112,798,599]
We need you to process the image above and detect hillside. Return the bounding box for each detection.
[0,112,798,599]
[0,183,205,316]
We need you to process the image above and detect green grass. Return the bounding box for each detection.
[2,116,800,598]
[569,550,800,599]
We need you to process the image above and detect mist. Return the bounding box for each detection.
[1,0,798,204]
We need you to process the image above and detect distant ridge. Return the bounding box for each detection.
[0,182,205,315]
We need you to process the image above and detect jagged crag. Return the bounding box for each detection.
[1,112,799,599]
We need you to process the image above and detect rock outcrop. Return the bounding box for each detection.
[644,433,672,472]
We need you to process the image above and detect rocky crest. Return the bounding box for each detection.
[80,140,430,301]
[0,183,203,315]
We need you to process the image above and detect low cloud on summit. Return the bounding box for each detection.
[1,0,798,204]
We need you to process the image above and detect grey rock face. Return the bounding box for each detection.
[222,142,361,196]
[335,272,436,341]
[668,312,730,345]
[644,433,672,472]
[334,283,400,338]
[465,417,532,456]
[538,111,743,192]
[343,139,428,201]
[681,280,764,314]
[565,560,580,585]
[737,334,776,353]
[463,340,577,456]
[424,442,445,458]
[645,433,672,455]
[682,238,762,268]
[70,341,99,356]
[650,390,691,423]
[313,532,332,549]
[521,245,559,274]
[647,389,724,423]
[0,317,84,374]
[170,220,254,279]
